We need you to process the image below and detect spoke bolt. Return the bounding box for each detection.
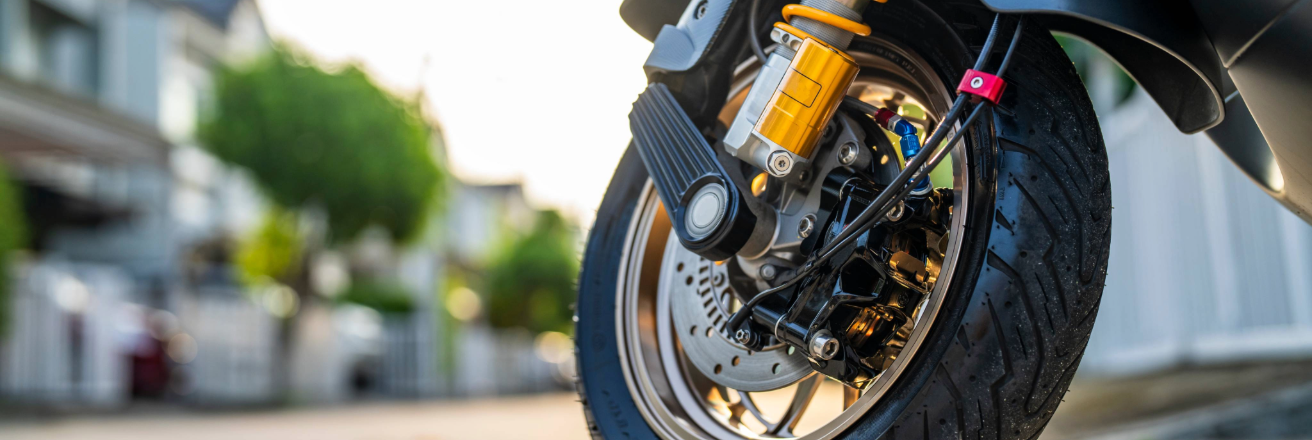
[759,264,778,281]
[809,329,840,360]
[838,142,860,165]
[768,151,794,176]
[886,201,906,222]
[798,214,816,238]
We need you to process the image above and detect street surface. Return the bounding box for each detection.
[6,361,1312,440]
[0,393,590,440]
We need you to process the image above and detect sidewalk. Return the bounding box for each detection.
[5,361,1312,440]
[1044,360,1312,439]
[0,393,590,440]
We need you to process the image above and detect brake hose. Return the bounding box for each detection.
[749,0,770,64]
[728,15,1026,339]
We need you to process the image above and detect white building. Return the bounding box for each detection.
[1071,40,1312,376]
[0,0,273,407]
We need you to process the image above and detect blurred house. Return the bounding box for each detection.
[441,180,565,396]
[0,0,443,408]
[1069,40,1312,376]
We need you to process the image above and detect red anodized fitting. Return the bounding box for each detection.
[957,69,1007,104]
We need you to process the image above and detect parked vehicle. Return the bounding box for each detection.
[573,0,1312,438]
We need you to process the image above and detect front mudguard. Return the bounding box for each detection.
[624,0,751,126]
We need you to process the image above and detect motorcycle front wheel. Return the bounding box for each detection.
[576,2,1113,439]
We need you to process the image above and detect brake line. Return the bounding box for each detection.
[728,15,1026,340]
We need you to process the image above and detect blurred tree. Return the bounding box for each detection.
[0,164,23,335]
[484,210,578,334]
[235,207,303,286]
[1054,34,1137,106]
[199,45,444,245]
[200,45,445,399]
[337,279,415,314]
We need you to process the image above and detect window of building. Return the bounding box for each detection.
[30,0,98,96]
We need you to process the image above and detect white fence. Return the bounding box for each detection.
[183,291,277,404]
[452,325,563,397]
[0,262,130,407]
[1081,88,1312,376]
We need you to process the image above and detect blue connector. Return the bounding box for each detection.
[894,121,932,193]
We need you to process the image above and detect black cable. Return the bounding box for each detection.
[727,14,1019,338]
[813,14,1003,260]
[972,15,1004,71]
[996,17,1025,77]
[749,0,770,64]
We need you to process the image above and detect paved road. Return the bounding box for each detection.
[0,393,591,440]
[8,361,1312,440]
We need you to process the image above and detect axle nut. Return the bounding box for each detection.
[685,184,727,239]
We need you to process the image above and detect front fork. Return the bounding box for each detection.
[723,1,873,178]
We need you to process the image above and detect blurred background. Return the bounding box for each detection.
[0,1,1307,439]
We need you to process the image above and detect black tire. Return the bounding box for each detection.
[575,1,1112,439]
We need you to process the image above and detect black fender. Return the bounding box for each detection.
[623,0,751,126]
[619,0,690,42]
[624,0,1229,133]
[987,0,1312,221]
[620,0,1312,221]
[981,0,1227,134]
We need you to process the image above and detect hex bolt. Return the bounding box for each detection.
[809,329,840,360]
[798,214,816,238]
[734,329,755,346]
[838,142,859,165]
[759,264,778,281]
[886,201,906,222]
[767,151,793,176]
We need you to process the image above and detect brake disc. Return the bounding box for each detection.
[662,234,812,392]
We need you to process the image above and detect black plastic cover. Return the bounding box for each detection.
[630,83,756,260]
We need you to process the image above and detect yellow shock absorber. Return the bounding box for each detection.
[753,4,870,161]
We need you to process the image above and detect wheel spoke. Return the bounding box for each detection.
[736,390,776,431]
[768,373,824,436]
[843,384,861,409]
[882,91,906,110]
[725,386,750,428]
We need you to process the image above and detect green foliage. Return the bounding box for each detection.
[338,279,416,314]
[1054,34,1137,105]
[200,45,444,244]
[484,210,579,334]
[0,164,22,335]
[236,208,303,285]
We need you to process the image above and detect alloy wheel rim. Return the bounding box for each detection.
[614,36,972,440]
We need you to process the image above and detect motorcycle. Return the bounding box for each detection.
[574,0,1312,438]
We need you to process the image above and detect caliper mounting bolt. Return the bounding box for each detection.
[838,142,859,165]
[809,329,840,360]
[798,214,816,238]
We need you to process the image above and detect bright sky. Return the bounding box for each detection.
[256,0,654,226]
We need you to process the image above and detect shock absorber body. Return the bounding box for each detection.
[723,0,876,177]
